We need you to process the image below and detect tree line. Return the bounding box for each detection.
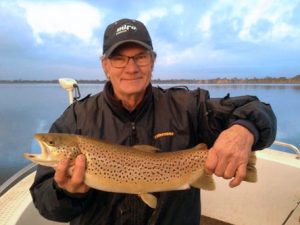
[1,75,300,84]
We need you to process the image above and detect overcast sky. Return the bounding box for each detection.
[1,0,300,80]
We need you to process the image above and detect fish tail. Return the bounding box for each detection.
[191,171,215,190]
[244,152,257,183]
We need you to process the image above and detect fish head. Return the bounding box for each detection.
[23,133,81,168]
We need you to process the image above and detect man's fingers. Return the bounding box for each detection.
[229,175,243,188]
[223,161,237,179]
[54,155,89,193]
[207,147,233,178]
[71,154,86,186]
[205,150,218,175]
[54,159,70,186]
[229,164,247,188]
[214,157,229,177]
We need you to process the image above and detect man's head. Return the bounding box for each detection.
[102,18,153,58]
[101,19,156,109]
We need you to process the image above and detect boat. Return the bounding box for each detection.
[201,142,300,225]
[0,79,299,225]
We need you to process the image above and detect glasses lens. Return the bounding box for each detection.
[134,53,151,66]
[109,52,152,68]
[109,56,127,68]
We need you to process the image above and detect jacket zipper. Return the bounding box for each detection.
[131,122,138,145]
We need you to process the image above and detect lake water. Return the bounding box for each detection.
[0,83,299,185]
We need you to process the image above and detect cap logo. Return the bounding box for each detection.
[116,23,137,35]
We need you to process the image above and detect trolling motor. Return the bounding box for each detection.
[58,78,81,105]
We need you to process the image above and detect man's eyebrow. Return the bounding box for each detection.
[110,51,149,57]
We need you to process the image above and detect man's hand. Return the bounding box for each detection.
[205,124,254,188]
[54,154,90,193]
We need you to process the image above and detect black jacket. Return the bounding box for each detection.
[30,82,276,225]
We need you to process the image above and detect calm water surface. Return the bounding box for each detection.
[0,83,299,185]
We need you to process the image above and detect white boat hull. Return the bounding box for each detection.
[0,148,299,225]
[0,173,66,225]
[201,149,300,225]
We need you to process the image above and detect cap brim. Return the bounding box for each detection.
[103,40,153,57]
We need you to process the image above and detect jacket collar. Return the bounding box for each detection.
[103,81,153,122]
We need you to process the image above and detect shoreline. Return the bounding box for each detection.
[1,75,300,85]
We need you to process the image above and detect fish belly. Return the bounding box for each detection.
[84,168,203,194]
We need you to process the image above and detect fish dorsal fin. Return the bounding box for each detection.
[132,145,160,153]
[138,193,157,208]
[193,143,208,150]
[191,171,215,190]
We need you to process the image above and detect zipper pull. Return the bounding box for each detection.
[131,122,138,144]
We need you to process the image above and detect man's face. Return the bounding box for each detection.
[102,43,155,101]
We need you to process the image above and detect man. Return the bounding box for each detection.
[30,18,276,225]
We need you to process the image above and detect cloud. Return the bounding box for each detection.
[18,1,102,44]
[197,0,300,45]
[197,13,212,38]
[152,0,300,78]
[1,0,300,80]
[0,1,103,80]
[171,4,184,15]
[138,8,168,25]
[236,0,299,43]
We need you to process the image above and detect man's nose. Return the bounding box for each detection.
[125,57,139,72]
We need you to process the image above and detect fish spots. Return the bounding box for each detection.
[31,134,211,195]
[66,147,81,160]
[76,136,209,189]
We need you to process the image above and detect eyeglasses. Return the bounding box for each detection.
[108,51,154,68]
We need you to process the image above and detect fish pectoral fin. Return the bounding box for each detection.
[244,152,257,183]
[133,145,160,153]
[191,172,215,191]
[138,193,157,208]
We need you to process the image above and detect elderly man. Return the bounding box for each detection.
[30,18,276,225]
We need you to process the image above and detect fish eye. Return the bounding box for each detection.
[48,141,55,146]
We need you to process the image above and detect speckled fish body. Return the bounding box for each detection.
[24,133,216,208]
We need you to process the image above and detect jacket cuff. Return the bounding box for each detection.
[53,180,92,199]
[230,119,259,146]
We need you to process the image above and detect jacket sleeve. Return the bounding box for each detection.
[195,89,277,150]
[30,104,96,222]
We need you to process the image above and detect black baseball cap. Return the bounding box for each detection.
[102,18,153,57]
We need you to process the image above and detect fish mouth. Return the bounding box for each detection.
[23,135,59,167]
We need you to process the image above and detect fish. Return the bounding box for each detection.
[24,133,257,208]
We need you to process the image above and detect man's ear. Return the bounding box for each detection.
[101,57,110,79]
[150,53,156,72]
[151,61,155,72]
[101,57,107,70]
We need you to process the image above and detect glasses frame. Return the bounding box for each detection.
[107,51,156,68]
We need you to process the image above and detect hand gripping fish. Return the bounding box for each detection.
[24,133,257,208]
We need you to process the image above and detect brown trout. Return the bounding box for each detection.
[24,133,256,208]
